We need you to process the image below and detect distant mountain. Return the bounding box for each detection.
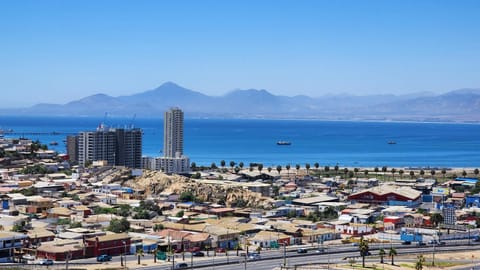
[1,82,479,122]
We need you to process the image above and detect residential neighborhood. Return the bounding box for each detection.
[1,134,480,269]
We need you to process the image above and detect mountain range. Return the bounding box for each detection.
[3,82,480,122]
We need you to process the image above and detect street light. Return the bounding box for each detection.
[122,240,127,270]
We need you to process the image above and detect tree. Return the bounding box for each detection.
[420,169,425,178]
[391,168,397,179]
[276,165,282,175]
[286,164,291,176]
[234,167,240,174]
[334,165,339,176]
[108,218,130,233]
[305,163,311,175]
[176,210,185,218]
[258,163,263,173]
[324,166,330,175]
[415,254,425,270]
[220,160,226,168]
[267,167,272,173]
[343,168,349,179]
[363,169,369,177]
[180,191,196,202]
[358,236,369,268]
[441,169,447,181]
[314,162,320,171]
[211,162,217,169]
[229,161,235,169]
[191,162,197,171]
[354,168,359,178]
[410,171,415,179]
[239,162,244,169]
[295,164,300,175]
[462,170,468,177]
[399,169,404,178]
[430,170,436,178]
[136,248,144,265]
[382,166,388,180]
[153,224,164,232]
[389,247,397,265]
[379,248,385,264]
[430,213,444,227]
[474,168,479,177]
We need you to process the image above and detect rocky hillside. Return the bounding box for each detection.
[126,170,274,209]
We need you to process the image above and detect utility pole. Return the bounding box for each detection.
[282,242,287,267]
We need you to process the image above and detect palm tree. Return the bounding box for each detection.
[343,168,349,179]
[234,243,242,256]
[410,171,415,179]
[220,160,226,168]
[191,162,197,171]
[211,162,217,170]
[430,170,436,178]
[295,164,300,175]
[286,164,291,177]
[358,236,369,268]
[305,163,311,175]
[391,168,396,179]
[354,168,359,179]
[389,247,397,265]
[324,166,330,175]
[420,169,425,178]
[267,167,272,173]
[363,169,369,177]
[382,166,388,180]
[474,168,479,177]
[374,167,379,175]
[239,162,244,169]
[415,254,425,270]
[136,248,144,265]
[441,169,447,181]
[334,165,339,177]
[379,248,385,264]
[229,161,235,170]
[314,162,320,171]
[399,169,404,179]
[276,165,282,175]
[234,166,240,174]
[258,164,263,173]
[462,170,468,177]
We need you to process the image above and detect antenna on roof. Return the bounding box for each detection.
[130,114,136,129]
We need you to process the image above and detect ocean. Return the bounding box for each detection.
[0,116,479,168]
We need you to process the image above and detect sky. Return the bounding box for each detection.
[1,0,480,107]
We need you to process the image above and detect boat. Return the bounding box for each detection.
[277,141,291,145]
[388,141,397,145]
[49,141,58,146]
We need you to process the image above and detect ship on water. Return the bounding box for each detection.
[277,141,291,145]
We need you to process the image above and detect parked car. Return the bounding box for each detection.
[174,248,183,253]
[97,254,112,262]
[297,248,308,254]
[401,241,411,245]
[417,242,426,246]
[192,251,205,257]
[175,263,188,269]
[248,253,261,260]
[38,259,54,265]
[189,247,201,252]
[215,247,226,253]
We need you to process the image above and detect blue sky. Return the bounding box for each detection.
[1,0,480,107]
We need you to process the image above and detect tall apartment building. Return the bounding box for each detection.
[143,108,189,174]
[163,107,184,157]
[77,125,142,168]
[66,135,78,163]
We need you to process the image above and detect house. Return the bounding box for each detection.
[248,230,291,248]
[0,231,28,263]
[334,223,375,236]
[348,185,422,207]
[36,239,87,261]
[85,233,131,257]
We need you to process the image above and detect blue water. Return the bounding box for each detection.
[0,116,479,168]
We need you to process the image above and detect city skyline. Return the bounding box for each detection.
[1,1,480,107]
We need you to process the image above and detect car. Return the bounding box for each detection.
[96,254,112,262]
[191,251,205,257]
[401,241,411,245]
[297,248,308,254]
[315,248,325,253]
[38,259,54,265]
[351,242,359,246]
[174,248,183,253]
[175,263,188,269]
[215,247,226,253]
[417,242,426,246]
[248,253,261,260]
[189,247,201,252]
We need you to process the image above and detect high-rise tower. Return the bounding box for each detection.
[163,107,184,158]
